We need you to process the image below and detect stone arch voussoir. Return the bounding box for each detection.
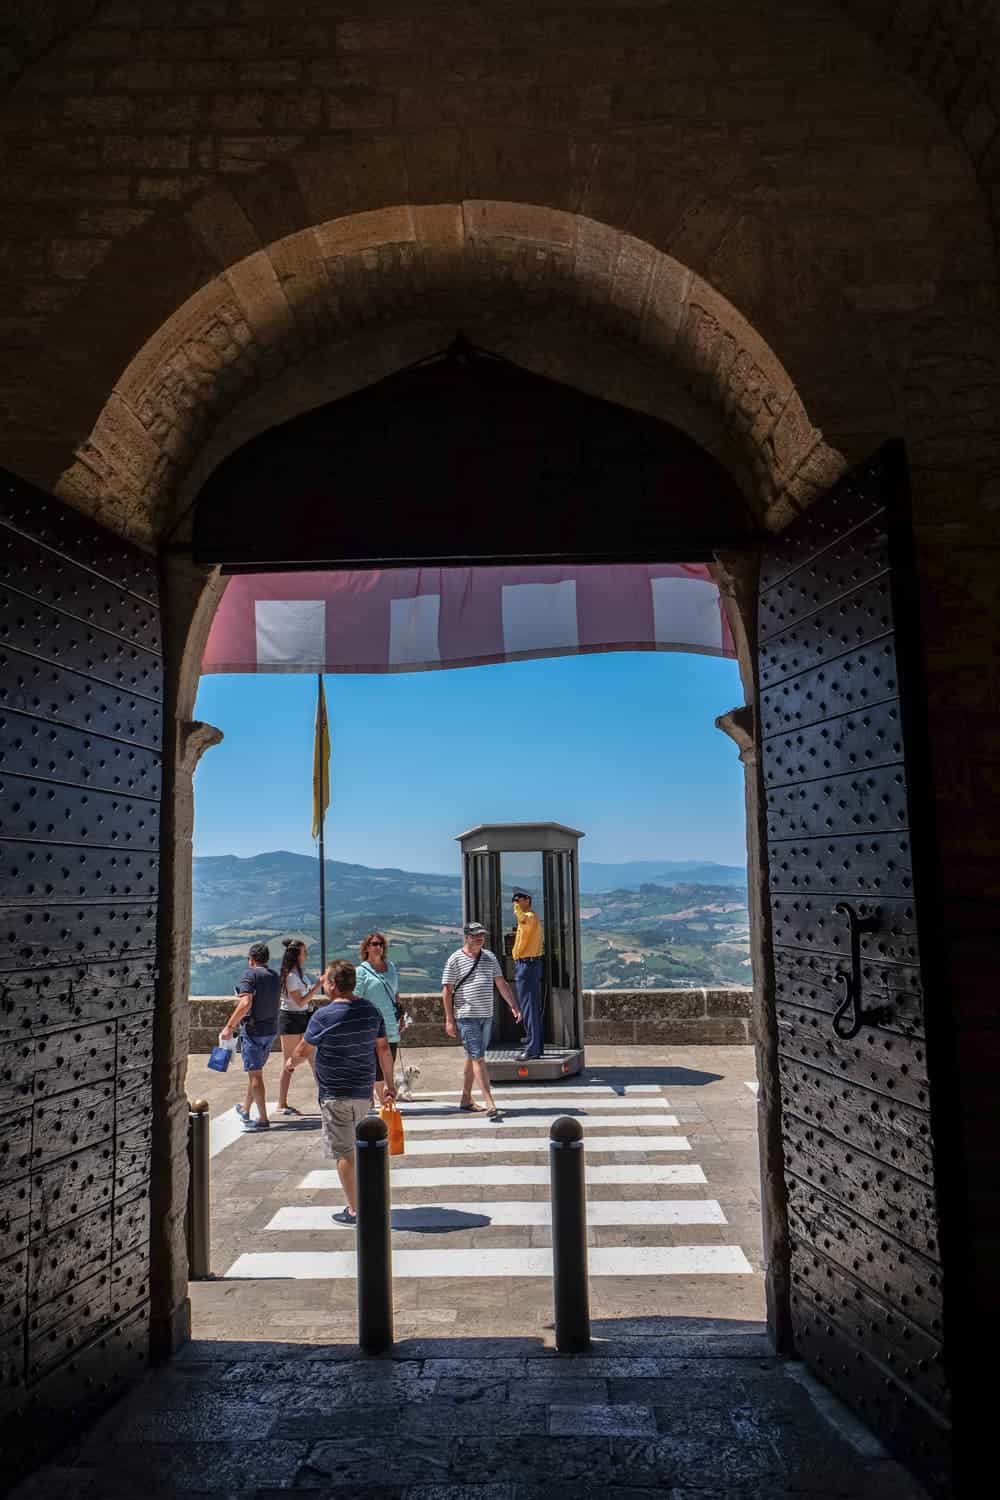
[56,202,845,548]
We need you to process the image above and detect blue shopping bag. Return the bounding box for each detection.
[207,1038,235,1072]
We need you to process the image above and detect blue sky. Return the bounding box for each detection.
[192,651,747,874]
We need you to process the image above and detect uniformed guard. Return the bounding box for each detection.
[511,890,544,1060]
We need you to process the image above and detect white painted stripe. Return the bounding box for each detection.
[398,1135,690,1156]
[225,1245,752,1279]
[301,1164,707,1189]
[400,1097,668,1112]
[411,1086,665,1099]
[401,1114,679,1132]
[209,1102,280,1159]
[266,1199,726,1231]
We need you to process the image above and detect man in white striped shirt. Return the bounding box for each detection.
[442,922,521,1122]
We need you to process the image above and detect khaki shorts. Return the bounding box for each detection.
[320,1098,371,1161]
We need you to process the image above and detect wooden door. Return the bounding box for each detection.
[759,442,951,1493]
[0,471,162,1467]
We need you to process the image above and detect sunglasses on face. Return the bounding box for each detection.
[369,940,386,948]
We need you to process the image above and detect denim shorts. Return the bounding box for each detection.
[457,1016,492,1059]
[240,1031,276,1072]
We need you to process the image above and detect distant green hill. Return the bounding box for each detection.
[579,858,745,891]
[192,849,459,926]
[190,852,750,994]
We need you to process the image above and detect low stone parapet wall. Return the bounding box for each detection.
[188,987,753,1053]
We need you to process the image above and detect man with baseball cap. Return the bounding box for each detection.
[511,890,544,1060]
[441,921,521,1121]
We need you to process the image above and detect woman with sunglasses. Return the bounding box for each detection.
[355,931,402,1105]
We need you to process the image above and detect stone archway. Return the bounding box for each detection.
[55,203,847,549]
[61,205,848,1357]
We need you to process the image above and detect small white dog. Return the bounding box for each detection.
[394,1051,421,1101]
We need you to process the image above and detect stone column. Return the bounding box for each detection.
[149,550,225,1359]
[716,702,792,1355]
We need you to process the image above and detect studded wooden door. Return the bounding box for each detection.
[759,442,950,1491]
[0,471,161,1467]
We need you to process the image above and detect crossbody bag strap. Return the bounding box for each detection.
[451,948,483,997]
[361,960,398,1009]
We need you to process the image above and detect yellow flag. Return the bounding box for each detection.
[312,676,331,839]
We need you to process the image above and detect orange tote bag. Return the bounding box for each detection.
[379,1100,406,1156]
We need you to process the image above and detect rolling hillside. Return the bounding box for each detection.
[190,851,750,993]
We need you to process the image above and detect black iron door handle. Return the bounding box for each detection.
[832,902,880,1040]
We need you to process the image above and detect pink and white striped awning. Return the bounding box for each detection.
[201,564,735,675]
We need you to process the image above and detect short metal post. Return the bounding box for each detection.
[550,1115,591,1352]
[356,1115,393,1353]
[186,1098,211,1280]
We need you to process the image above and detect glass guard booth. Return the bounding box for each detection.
[456,822,585,1081]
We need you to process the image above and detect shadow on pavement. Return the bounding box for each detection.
[390,1206,492,1232]
[590,1313,769,1338]
[574,1065,725,1090]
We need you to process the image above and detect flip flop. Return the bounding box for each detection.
[458,1101,485,1112]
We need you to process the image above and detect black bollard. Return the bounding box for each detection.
[186,1098,211,1280]
[356,1114,393,1353]
[550,1115,591,1353]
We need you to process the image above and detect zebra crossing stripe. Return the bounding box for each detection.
[265,1199,727,1230]
[210,1102,280,1159]
[393,1135,691,1157]
[401,1113,679,1132]
[411,1084,663,1099]
[300,1164,708,1189]
[224,1245,752,1279]
[400,1097,669,1112]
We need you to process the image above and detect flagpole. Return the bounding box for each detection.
[317,672,327,972]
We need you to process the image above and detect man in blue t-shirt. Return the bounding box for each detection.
[221,941,282,1133]
[286,959,395,1226]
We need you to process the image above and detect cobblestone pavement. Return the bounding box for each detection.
[11,1049,929,1499]
[191,1046,766,1341]
[11,1335,928,1498]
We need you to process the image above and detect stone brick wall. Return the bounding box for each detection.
[0,0,995,504]
[187,988,753,1054]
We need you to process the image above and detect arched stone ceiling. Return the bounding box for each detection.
[840,0,1000,250]
[0,2,104,93]
[2,1,996,251]
[54,203,847,547]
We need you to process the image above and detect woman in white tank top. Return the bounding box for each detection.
[276,937,322,1115]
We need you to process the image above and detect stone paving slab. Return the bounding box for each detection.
[11,1343,930,1500]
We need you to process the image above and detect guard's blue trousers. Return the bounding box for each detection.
[514,956,543,1057]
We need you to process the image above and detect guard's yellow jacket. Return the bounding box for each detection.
[512,904,544,959]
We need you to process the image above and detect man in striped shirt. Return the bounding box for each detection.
[442,922,521,1122]
[288,959,395,1226]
